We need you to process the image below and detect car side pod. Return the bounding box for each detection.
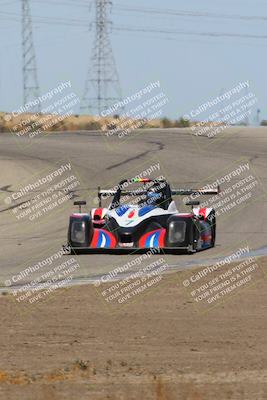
[166,214,197,252]
[68,213,93,248]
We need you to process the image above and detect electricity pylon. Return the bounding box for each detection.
[81,0,123,116]
[22,0,41,113]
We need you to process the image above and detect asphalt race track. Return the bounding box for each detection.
[0,127,266,288]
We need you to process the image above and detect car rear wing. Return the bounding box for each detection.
[98,188,220,197]
[97,184,220,207]
[98,189,148,197]
[171,186,220,196]
[97,188,148,207]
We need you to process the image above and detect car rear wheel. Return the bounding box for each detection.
[208,210,216,247]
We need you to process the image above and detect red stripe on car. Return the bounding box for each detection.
[158,229,166,247]
[94,208,103,219]
[199,208,207,219]
[90,229,100,247]
[102,229,117,248]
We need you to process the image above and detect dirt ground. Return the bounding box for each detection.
[0,257,266,400]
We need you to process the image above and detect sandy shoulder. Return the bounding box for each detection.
[0,257,266,400]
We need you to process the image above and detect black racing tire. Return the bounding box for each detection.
[208,211,216,247]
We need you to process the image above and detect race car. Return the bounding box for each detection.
[64,178,219,254]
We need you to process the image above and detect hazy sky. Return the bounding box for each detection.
[0,0,266,120]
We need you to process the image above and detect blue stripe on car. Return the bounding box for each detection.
[97,230,111,248]
[96,231,102,247]
[138,205,156,217]
[116,205,130,216]
[145,230,160,247]
[104,231,111,247]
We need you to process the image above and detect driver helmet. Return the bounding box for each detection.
[146,189,162,206]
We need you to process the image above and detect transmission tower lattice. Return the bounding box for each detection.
[81,0,123,115]
[22,0,40,112]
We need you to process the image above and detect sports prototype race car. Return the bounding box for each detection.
[65,178,219,254]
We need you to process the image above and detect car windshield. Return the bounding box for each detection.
[108,180,168,209]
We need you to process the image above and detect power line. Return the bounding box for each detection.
[113,3,267,23]
[2,10,267,41]
[0,11,90,27]
[114,25,267,40]
[5,1,267,24]
[26,1,267,23]
[30,0,92,8]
